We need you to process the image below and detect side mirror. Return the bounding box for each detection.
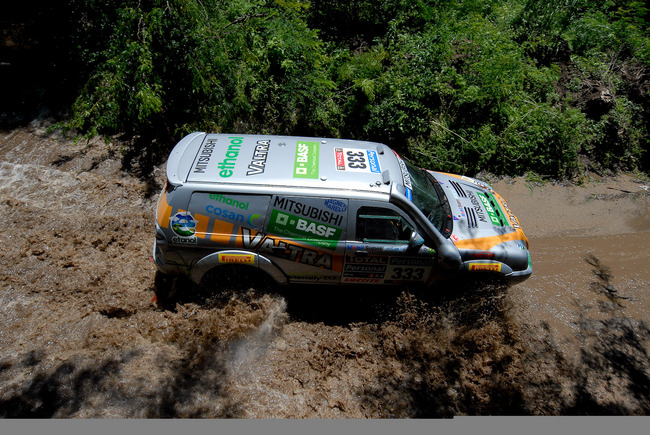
[408,231,425,249]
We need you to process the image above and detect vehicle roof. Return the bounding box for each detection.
[167,132,409,196]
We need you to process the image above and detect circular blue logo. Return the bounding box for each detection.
[170,212,197,237]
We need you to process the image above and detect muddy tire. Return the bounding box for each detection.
[199,265,275,293]
[154,271,179,309]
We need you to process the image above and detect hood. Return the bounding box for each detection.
[430,171,530,273]
[431,172,513,237]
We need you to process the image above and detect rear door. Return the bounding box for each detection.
[260,195,348,283]
[187,192,271,247]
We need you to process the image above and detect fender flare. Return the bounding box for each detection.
[189,250,289,285]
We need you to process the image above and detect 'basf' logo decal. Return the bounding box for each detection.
[267,209,342,250]
[468,262,502,272]
[294,141,319,179]
[218,253,255,264]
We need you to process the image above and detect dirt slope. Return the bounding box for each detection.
[0,123,648,417]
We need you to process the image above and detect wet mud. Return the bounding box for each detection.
[0,123,648,417]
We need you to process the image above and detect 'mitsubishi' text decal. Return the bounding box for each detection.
[272,196,344,227]
[467,192,488,224]
[192,139,216,175]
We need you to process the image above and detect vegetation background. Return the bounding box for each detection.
[1,0,649,179]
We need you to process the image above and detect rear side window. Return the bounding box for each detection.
[356,206,414,243]
[187,193,270,245]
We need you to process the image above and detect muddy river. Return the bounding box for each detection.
[0,123,648,417]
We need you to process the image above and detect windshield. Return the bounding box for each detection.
[403,160,451,235]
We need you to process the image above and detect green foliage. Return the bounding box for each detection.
[64,4,165,137]
[52,0,649,178]
[58,0,338,144]
[586,96,648,170]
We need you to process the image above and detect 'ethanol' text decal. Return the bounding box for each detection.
[188,136,244,181]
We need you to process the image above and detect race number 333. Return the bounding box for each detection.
[334,148,381,173]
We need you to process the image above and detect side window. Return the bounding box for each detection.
[356,207,414,243]
[184,192,270,246]
[190,192,269,231]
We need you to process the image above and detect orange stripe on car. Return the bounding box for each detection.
[453,230,527,251]
[194,213,210,239]
[211,220,235,245]
[156,191,173,228]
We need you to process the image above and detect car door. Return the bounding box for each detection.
[344,201,437,285]
[261,195,348,283]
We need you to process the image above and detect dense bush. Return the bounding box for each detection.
[56,0,339,141]
[37,0,650,177]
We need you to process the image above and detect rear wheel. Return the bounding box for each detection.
[199,264,276,293]
[153,271,181,309]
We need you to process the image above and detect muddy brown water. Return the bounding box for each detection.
[0,123,648,417]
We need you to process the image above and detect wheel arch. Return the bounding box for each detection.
[189,250,288,286]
